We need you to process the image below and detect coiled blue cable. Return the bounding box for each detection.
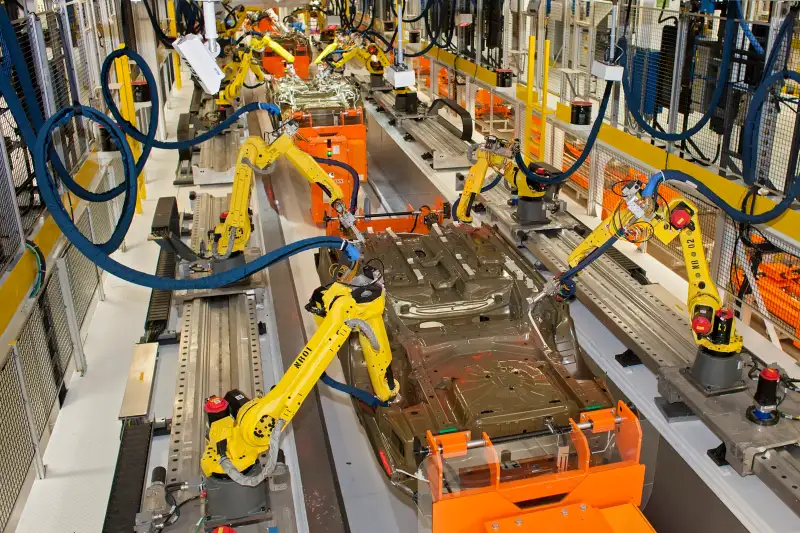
[0,6,359,291]
[514,81,613,185]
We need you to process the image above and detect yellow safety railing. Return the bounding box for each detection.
[167,0,183,90]
[114,45,146,213]
[523,37,551,161]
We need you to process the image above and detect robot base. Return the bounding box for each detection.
[684,349,746,396]
[516,197,550,225]
[394,91,419,114]
[204,468,270,529]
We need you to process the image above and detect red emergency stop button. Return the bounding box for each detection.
[220,211,228,222]
[670,209,691,229]
[760,368,781,382]
[204,395,229,414]
[691,316,712,335]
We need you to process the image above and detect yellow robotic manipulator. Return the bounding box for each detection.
[211,124,364,261]
[457,136,555,225]
[568,180,743,357]
[201,266,400,483]
[217,34,295,107]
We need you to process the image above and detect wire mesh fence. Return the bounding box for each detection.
[0,164,112,531]
[0,357,36,532]
[3,16,48,234]
[717,219,800,349]
[65,211,100,328]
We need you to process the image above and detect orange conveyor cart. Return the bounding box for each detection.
[420,401,656,533]
[291,108,367,224]
[261,35,311,79]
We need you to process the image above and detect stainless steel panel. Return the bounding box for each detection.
[118,343,158,420]
[168,293,263,484]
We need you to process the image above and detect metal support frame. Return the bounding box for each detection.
[105,160,126,252]
[475,0,484,71]
[55,256,87,375]
[57,7,83,109]
[666,13,688,153]
[9,343,46,480]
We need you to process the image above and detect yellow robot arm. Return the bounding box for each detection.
[200,280,399,480]
[217,50,262,107]
[251,34,296,63]
[315,41,342,64]
[457,138,544,223]
[566,183,742,354]
[214,132,362,255]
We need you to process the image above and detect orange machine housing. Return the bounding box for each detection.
[424,401,654,533]
[474,89,512,120]
[293,108,367,224]
[262,37,311,79]
[325,199,449,237]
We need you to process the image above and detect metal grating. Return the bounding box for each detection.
[89,197,115,244]
[41,270,74,375]
[0,358,36,531]
[3,17,47,233]
[718,219,800,348]
[0,136,22,272]
[65,211,99,327]
[42,11,89,172]
[16,305,59,436]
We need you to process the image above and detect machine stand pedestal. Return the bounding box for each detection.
[707,442,730,467]
[654,397,697,422]
[685,350,746,396]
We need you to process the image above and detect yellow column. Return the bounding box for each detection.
[540,39,551,161]
[525,34,536,159]
[114,45,146,213]
[167,0,182,90]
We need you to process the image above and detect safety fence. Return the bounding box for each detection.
[543,110,800,352]
[0,0,124,275]
[0,153,123,532]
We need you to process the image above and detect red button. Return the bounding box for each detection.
[715,308,734,320]
[691,316,711,334]
[670,209,691,229]
[204,396,229,414]
[760,368,781,382]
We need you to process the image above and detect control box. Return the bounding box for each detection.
[385,65,416,89]
[591,60,624,81]
[174,34,225,94]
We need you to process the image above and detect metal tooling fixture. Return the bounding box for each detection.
[478,182,800,515]
[371,91,475,169]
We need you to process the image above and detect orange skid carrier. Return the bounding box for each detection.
[325,199,449,237]
[292,109,367,224]
[424,401,654,533]
[474,89,512,120]
[263,44,311,79]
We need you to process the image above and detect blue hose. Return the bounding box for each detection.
[313,157,360,213]
[731,0,764,55]
[0,6,358,291]
[320,372,388,408]
[644,169,800,226]
[514,81,614,185]
[560,233,620,281]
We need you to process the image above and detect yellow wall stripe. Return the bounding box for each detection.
[553,103,800,239]
[0,157,100,337]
